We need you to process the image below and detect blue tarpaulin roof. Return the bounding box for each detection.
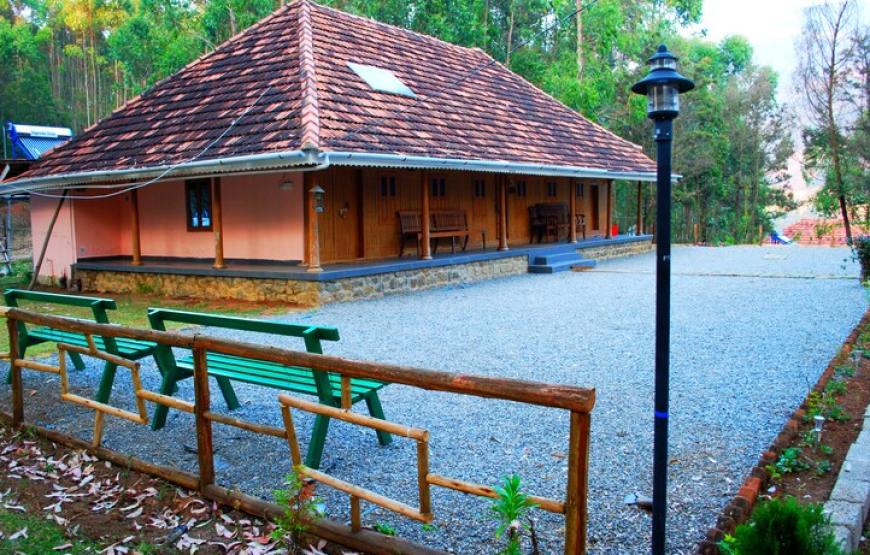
[6,122,72,160]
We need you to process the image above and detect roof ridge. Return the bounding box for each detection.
[471,47,648,155]
[297,0,321,151]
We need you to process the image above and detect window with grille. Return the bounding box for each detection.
[378,175,398,224]
[185,179,212,231]
[473,178,487,218]
[515,180,527,197]
[546,182,558,198]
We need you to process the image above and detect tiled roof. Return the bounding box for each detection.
[18,0,655,183]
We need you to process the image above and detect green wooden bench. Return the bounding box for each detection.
[3,289,159,404]
[147,308,392,469]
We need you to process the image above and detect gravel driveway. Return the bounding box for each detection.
[1,245,866,554]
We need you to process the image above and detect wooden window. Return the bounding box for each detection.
[378,175,398,224]
[575,183,585,198]
[430,177,446,197]
[185,179,212,231]
[473,178,487,218]
[515,180,527,197]
[546,182,558,198]
[473,179,486,198]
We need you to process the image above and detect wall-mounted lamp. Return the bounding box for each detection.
[310,185,325,213]
[280,180,294,191]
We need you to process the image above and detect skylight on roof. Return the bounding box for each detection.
[347,62,416,98]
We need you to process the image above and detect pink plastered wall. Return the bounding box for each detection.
[30,192,76,281]
[73,193,125,258]
[136,173,304,261]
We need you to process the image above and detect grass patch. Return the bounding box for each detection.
[0,509,97,554]
[0,286,296,357]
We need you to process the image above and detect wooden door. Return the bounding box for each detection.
[508,178,530,243]
[320,169,362,263]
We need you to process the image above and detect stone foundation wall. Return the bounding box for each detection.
[578,238,652,261]
[76,255,528,306]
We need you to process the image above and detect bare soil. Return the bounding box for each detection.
[0,425,365,554]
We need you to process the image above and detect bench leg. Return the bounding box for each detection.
[69,351,86,370]
[95,362,118,404]
[365,393,393,446]
[151,368,183,431]
[306,414,331,470]
[215,376,241,411]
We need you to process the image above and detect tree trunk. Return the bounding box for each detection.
[576,0,583,81]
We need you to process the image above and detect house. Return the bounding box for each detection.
[2,0,657,305]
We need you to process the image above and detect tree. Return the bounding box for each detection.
[796,0,860,241]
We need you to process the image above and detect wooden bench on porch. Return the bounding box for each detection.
[147,308,392,469]
[397,210,486,257]
[3,289,158,404]
[529,203,586,243]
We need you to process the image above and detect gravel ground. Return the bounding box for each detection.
[0,245,866,554]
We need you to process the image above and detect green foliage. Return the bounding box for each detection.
[372,521,396,535]
[815,459,832,475]
[718,497,843,555]
[489,475,539,555]
[271,466,323,554]
[775,447,811,475]
[824,379,848,397]
[805,389,850,423]
[851,235,870,282]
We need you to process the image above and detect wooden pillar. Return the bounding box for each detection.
[193,347,214,489]
[130,188,142,266]
[212,177,226,269]
[636,182,643,235]
[421,171,432,260]
[569,178,578,243]
[605,180,613,239]
[565,411,591,555]
[7,318,22,426]
[306,173,323,272]
[498,176,508,251]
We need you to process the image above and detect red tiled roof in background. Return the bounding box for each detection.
[763,218,869,247]
[19,0,655,182]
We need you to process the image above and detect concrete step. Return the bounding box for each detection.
[528,258,596,274]
[533,252,589,265]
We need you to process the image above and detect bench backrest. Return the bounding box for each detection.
[535,202,569,222]
[3,289,119,349]
[431,211,467,231]
[147,308,341,401]
[397,211,423,234]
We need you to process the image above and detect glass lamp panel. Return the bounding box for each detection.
[646,84,680,114]
[651,58,677,70]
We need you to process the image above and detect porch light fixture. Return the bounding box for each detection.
[630,44,694,555]
[310,185,325,213]
[814,415,826,447]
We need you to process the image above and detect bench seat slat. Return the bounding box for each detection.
[176,354,386,399]
[28,327,156,356]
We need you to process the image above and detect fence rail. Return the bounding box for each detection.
[0,306,595,555]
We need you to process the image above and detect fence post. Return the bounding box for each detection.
[192,347,214,489]
[7,318,22,426]
[564,411,591,555]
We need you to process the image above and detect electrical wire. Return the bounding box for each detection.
[27,86,273,200]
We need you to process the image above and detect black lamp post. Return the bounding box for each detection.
[630,44,694,555]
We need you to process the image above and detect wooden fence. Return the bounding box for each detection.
[0,306,595,555]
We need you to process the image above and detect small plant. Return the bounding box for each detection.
[824,380,848,397]
[775,447,811,475]
[489,475,539,555]
[815,460,832,475]
[373,522,396,535]
[820,444,834,455]
[271,466,322,554]
[834,364,855,377]
[422,523,437,532]
[718,496,842,555]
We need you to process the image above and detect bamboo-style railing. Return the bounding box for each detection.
[0,306,595,555]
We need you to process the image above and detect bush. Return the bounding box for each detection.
[719,497,842,555]
[850,234,870,282]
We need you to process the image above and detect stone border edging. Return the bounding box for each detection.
[695,308,870,555]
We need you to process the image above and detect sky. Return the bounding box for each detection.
[692,0,825,103]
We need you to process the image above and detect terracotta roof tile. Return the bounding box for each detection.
[19,0,654,182]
